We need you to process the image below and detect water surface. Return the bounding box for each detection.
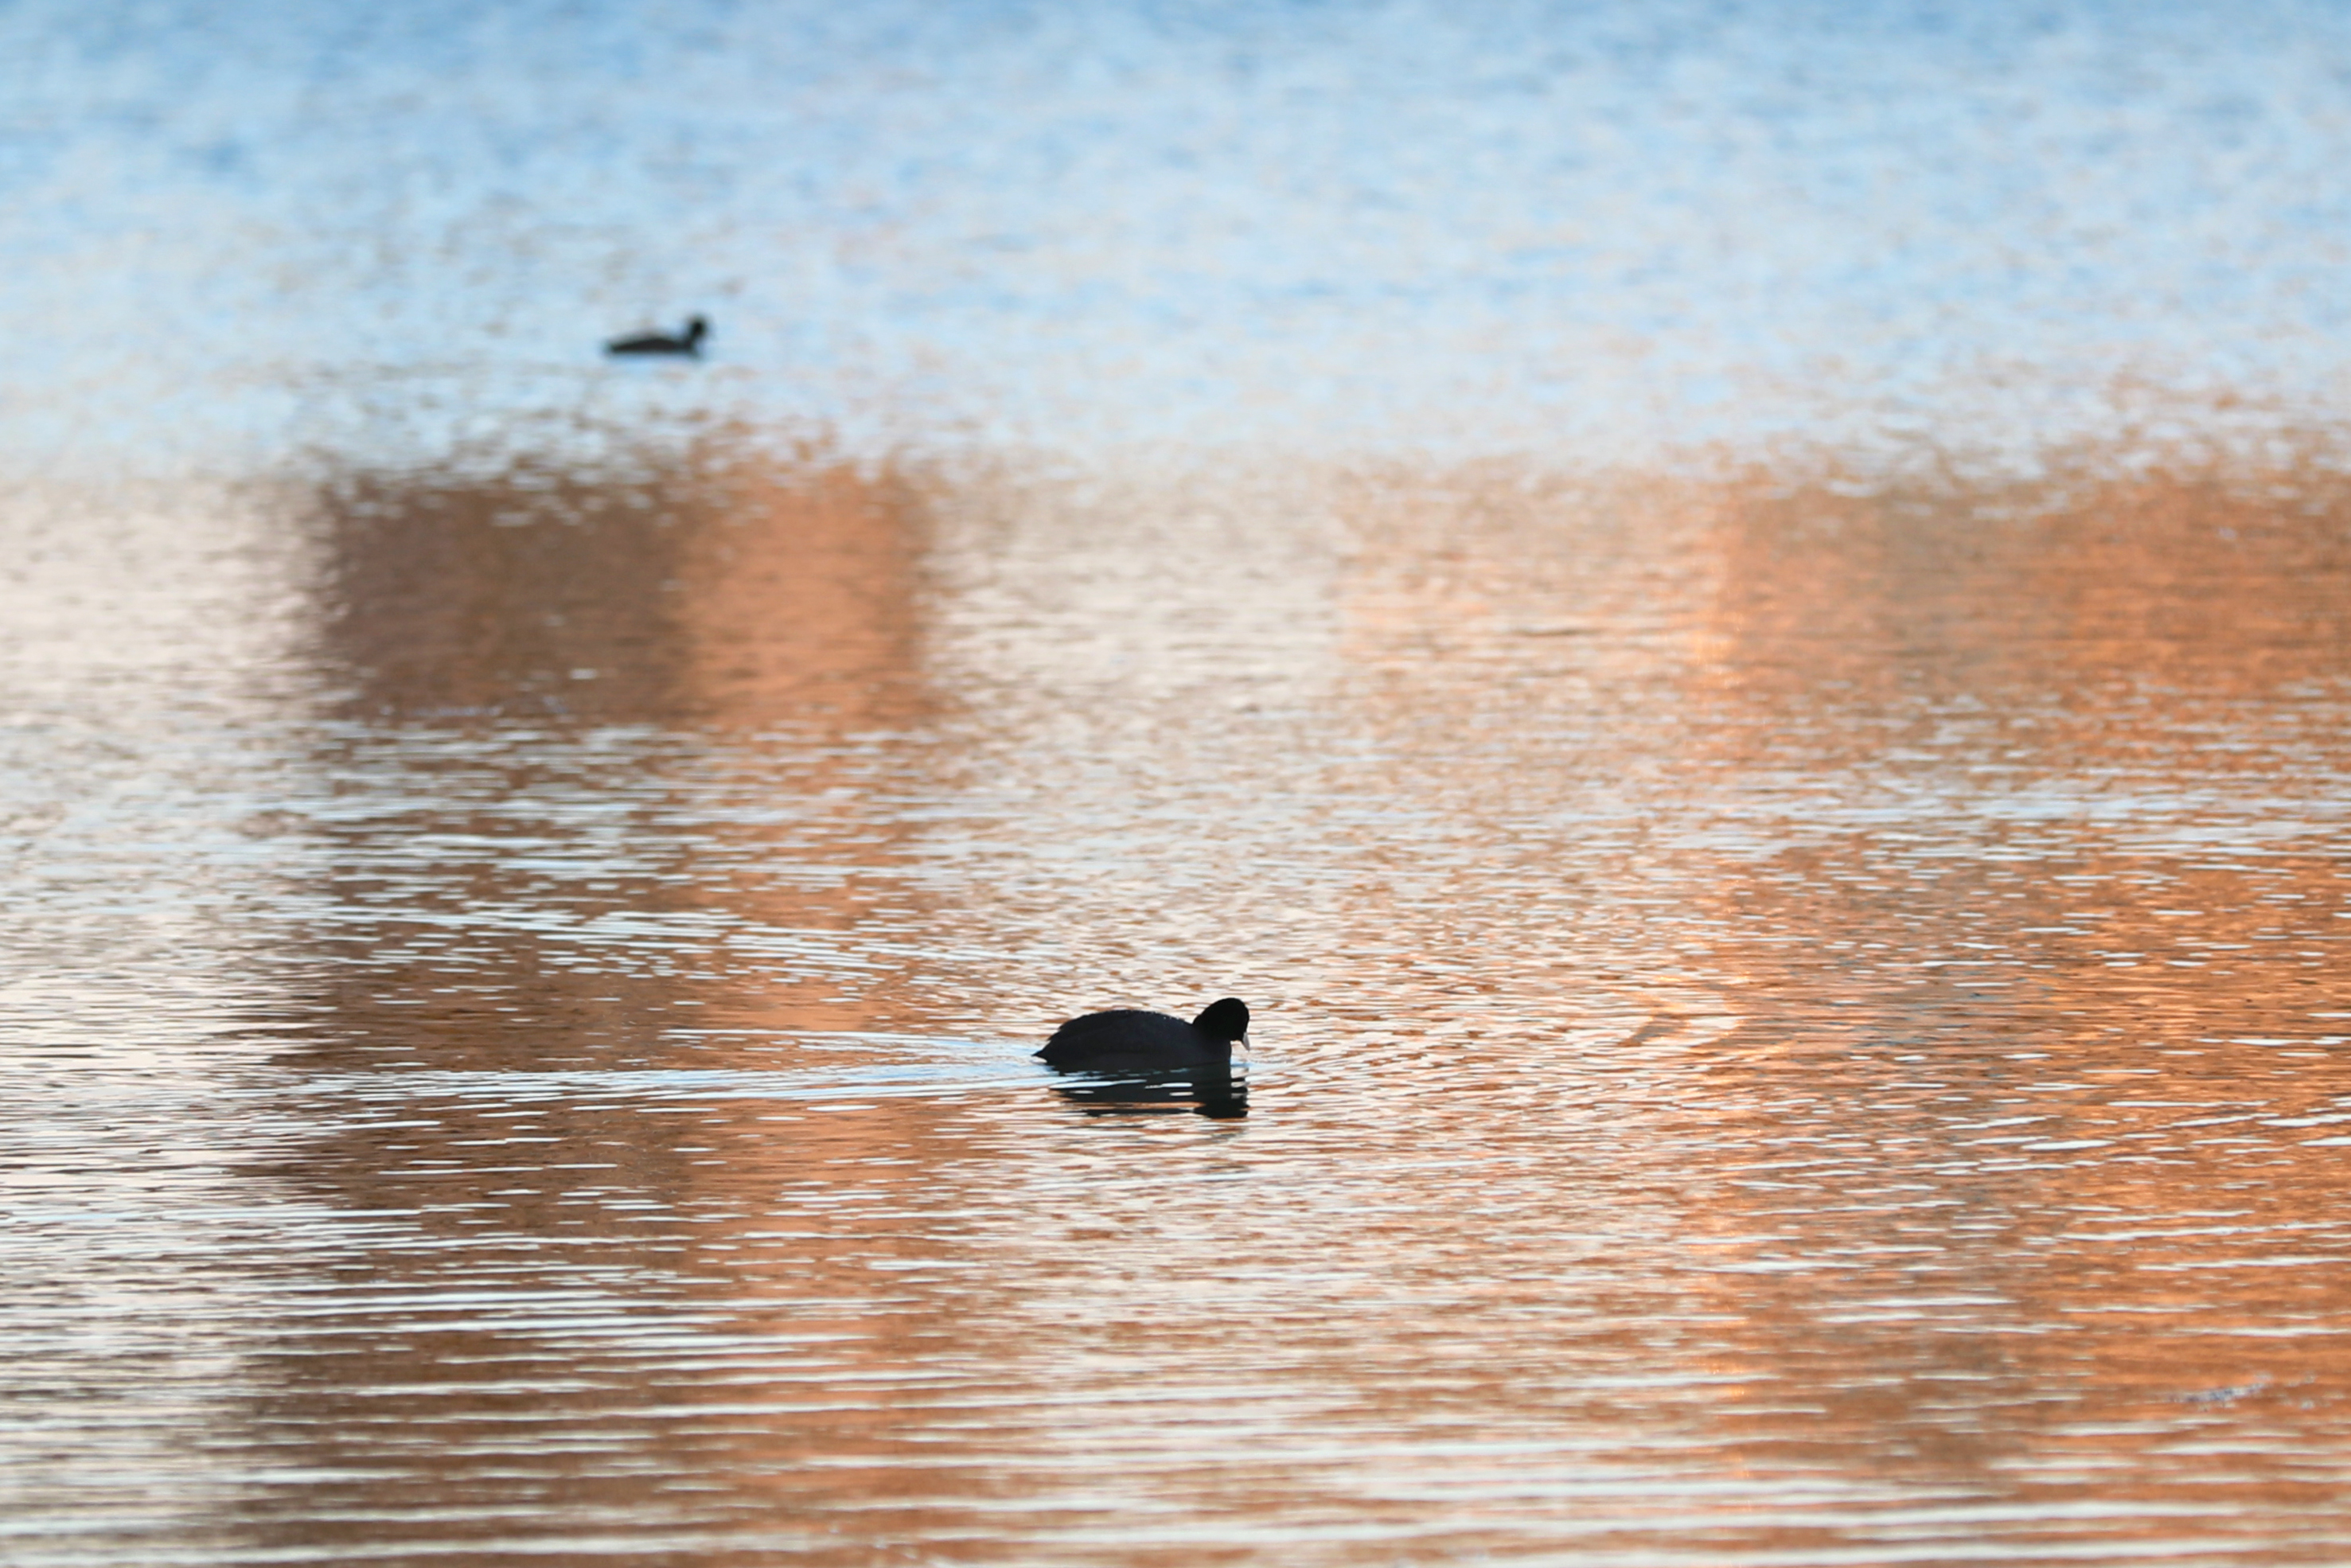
[6,3,2351,1564]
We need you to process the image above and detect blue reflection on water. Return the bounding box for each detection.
[6,0,2351,470]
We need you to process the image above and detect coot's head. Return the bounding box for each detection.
[684,314,710,345]
[1191,997,1250,1043]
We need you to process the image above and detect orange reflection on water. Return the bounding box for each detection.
[1308,452,2351,1557]
[298,436,958,1069]
[314,441,931,732]
[240,442,992,1563]
[177,443,2351,1566]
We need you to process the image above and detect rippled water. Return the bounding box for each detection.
[8,3,2351,1565]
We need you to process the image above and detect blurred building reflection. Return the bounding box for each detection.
[287,432,952,1063]
[312,440,928,731]
[1317,452,2351,1525]
[1667,458,2351,1511]
[233,439,988,1560]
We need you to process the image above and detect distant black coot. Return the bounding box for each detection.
[1036,997,1250,1072]
[605,315,708,356]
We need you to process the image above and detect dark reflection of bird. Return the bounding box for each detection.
[1052,1067,1248,1120]
[1037,997,1250,1072]
[604,315,708,356]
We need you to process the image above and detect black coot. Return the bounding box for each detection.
[605,315,708,356]
[1036,997,1250,1072]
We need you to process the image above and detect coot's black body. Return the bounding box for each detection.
[1036,997,1250,1073]
[606,315,709,356]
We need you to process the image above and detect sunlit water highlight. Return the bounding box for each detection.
[6,3,2351,1566]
